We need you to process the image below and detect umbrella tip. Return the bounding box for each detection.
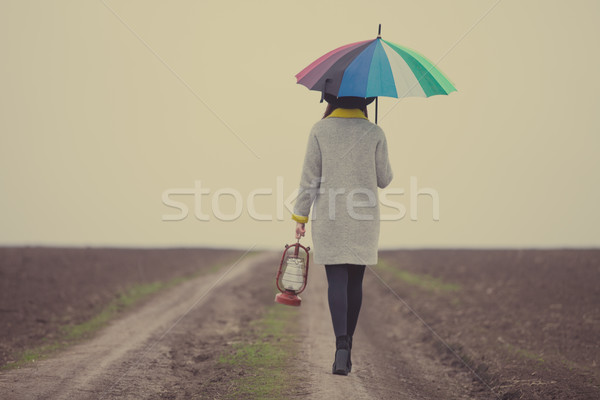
[377,23,381,38]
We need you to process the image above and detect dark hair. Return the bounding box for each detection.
[322,103,368,119]
[321,93,372,119]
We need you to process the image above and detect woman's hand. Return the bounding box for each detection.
[295,222,306,239]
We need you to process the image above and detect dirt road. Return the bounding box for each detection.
[0,251,276,399]
[0,252,478,399]
[295,265,477,400]
[3,248,597,399]
[0,250,485,399]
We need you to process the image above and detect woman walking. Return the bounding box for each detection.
[292,93,393,375]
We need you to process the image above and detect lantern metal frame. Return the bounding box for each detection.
[275,239,310,306]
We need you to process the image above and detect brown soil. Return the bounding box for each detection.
[0,246,244,367]
[0,248,598,399]
[0,249,276,399]
[376,249,600,400]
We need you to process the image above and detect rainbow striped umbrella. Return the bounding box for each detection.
[295,25,456,123]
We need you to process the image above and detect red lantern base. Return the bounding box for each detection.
[275,291,302,307]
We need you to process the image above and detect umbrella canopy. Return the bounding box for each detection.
[296,26,456,123]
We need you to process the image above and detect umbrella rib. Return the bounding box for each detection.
[301,41,374,94]
[381,41,425,98]
[387,42,448,97]
[365,40,398,98]
[296,39,371,82]
[341,0,503,160]
[338,40,378,97]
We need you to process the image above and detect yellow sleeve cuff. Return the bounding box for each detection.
[292,214,309,224]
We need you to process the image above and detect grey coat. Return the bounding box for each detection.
[293,114,393,266]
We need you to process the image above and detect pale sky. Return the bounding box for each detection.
[1,1,599,250]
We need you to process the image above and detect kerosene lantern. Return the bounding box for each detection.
[275,239,310,306]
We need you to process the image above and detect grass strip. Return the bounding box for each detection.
[218,302,300,399]
[375,258,461,292]
[2,254,242,370]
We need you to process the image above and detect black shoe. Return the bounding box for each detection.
[332,335,350,376]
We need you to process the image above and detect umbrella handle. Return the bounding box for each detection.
[376,23,381,125]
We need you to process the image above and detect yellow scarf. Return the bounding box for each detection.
[326,108,368,120]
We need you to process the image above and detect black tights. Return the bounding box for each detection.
[324,263,366,338]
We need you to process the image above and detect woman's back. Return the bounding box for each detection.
[293,111,393,265]
[314,116,390,192]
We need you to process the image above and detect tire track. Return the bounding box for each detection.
[0,251,277,400]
